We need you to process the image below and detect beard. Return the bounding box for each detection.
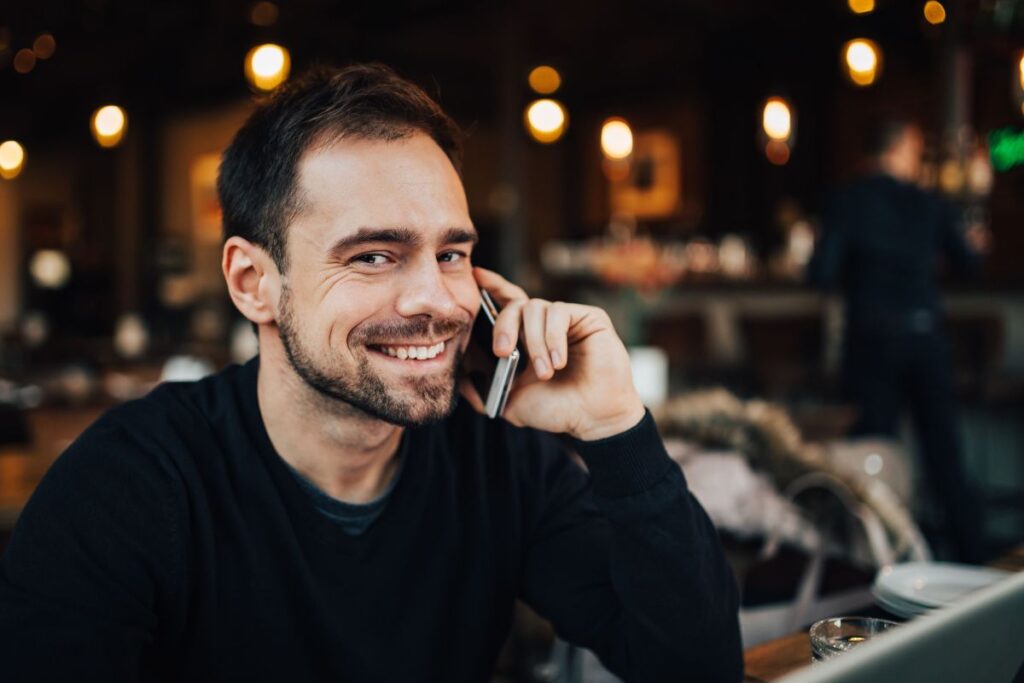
[276,283,468,428]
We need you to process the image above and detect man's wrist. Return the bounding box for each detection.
[570,400,647,442]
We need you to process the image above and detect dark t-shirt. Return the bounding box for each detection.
[0,358,741,682]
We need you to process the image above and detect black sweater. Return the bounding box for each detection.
[0,358,741,682]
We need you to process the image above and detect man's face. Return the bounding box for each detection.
[276,132,480,427]
[892,125,925,182]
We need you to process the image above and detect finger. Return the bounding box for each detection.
[492,298,525,357]
[458,378,486,414]
[545,302,571,370]
[473,267,528,306]
[521,299,554,379]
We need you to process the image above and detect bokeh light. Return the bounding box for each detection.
[29,250,72,289]
[765,140,791,166]
[249,1,279,27]
[32,33,56,59]
[923,1,947,25]
[601,118,634,159]
[91,105,128,148]
[762,98,793,141]
[847,0,875,14]
[13,48,36,74]
[528,65,561,95]
[524,99,567,144]
[245,43,290,91]
[0,140,26,180]
[844,39,881,86]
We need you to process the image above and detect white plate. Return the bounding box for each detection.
[873,562,1009,610]
[871,587,930,618]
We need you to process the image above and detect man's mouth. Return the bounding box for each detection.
[370,340,447,361]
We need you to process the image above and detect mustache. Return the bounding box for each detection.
[355,316,470,344]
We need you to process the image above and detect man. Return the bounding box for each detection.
[0,65,742,681]
[809,119,987,563]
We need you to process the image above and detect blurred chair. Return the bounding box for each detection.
[0,403,31,448]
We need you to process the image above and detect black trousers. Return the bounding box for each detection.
[843,329,984,562]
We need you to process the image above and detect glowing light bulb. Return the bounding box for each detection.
[245,43,290,91]
[0,140,26,180]
[923,1,946,24]
[601,118,634,159]
[762,98,793,141]
[848,0,875,14]
[524,99,567,144]
[844,39,881,86]
[528,65,562,95]
[91,105,128,148]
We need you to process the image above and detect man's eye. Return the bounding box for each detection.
[354,253,389,266]
[439,251,467,263]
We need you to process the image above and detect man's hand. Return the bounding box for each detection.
[459,267,645,441]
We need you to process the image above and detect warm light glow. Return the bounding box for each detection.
[13,48,36,74]
[762,98,792,141]
[528,65,562,95]
[0,140,26,180]
[91,105,128,148]
[33,33,56,59]
[847,0,875,14]
[923,1,947,24]
[524,99,567,144]
[245,43,290,91]
[29,250,71,289]
[844,39,881,86]
[1019,54,1024,91]
[249,1,279,27]
[765,140,791,166]
[601,118,634,159]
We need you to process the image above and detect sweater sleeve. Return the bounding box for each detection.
[0,417,184,681]
[518,411,742,682]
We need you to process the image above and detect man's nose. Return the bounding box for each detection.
[394,258,459,319]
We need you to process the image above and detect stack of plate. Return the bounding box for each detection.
[872,562,1009,619]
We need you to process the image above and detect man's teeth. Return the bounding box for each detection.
[379,341,445,360]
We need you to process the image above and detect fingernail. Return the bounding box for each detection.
[534,356,549,376]
[550,350,562,367]
[497,334,511,352]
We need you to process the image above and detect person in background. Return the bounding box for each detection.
[808,119,989,563]
[0,64,742,681]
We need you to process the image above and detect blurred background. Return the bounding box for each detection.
[1,0,1023,678]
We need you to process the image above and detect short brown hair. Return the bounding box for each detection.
[217,64,464,271]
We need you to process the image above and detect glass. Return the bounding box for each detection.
[809,616,899,662]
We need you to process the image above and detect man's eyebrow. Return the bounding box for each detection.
[441,227,479,246]
[328,226,478,258]
[328,228,422,258]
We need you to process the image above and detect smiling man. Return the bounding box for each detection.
[0,65,742,681]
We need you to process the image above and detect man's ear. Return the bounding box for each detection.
[223,236,280,326]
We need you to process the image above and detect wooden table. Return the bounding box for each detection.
[742,544,1024,682]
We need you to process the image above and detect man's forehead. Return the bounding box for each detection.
[292,133,470,232]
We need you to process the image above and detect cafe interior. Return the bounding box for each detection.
[1,0,1023,680]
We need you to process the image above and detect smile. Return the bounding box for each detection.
[372,340,446,361]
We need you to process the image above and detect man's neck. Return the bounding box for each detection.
[256,338,404,505]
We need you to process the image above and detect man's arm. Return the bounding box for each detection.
[0,418,183,680]
[519,415,742,682]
